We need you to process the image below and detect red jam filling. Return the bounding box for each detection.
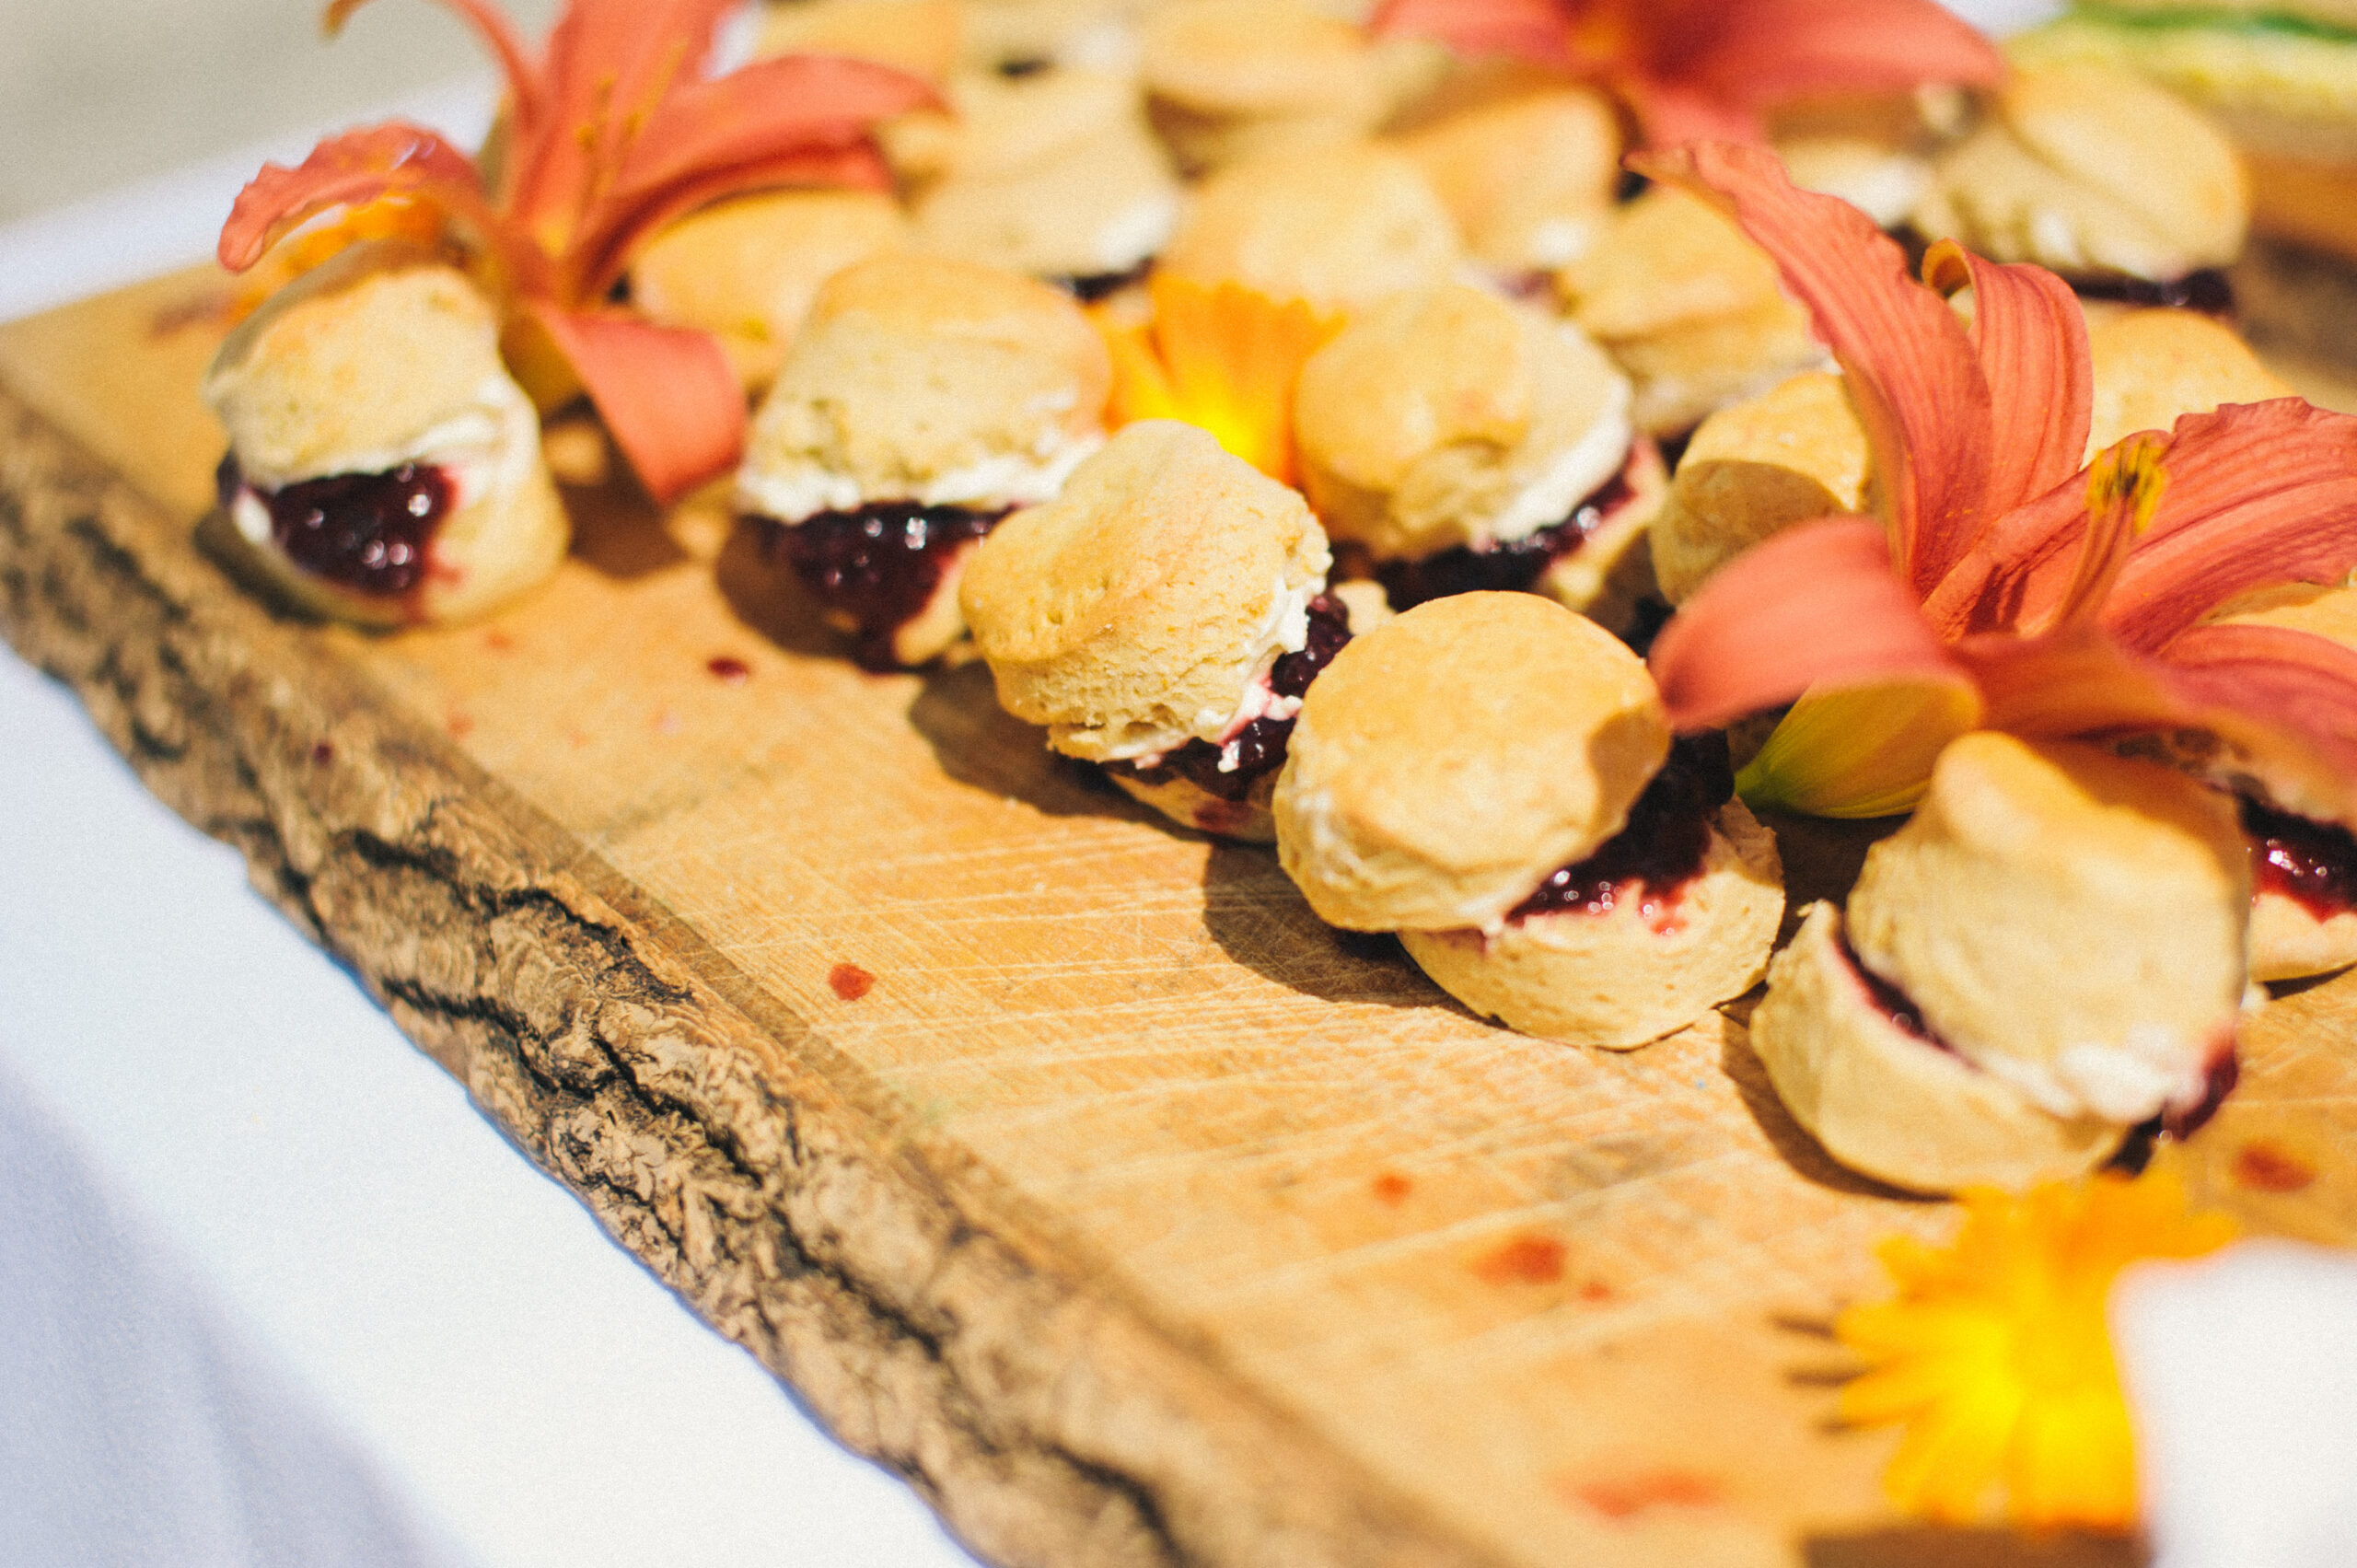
[1374,468,1636,611]
[1509,733,1732,932]
[1114,594,1353,803]
[2241,797,2357,921]
[763,502,1004,671]
[216,452,451,601]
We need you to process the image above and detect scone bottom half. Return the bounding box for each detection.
[1273,592,1784,1050]
[202,241,567,628]
[1751,734,2249,1194]
[960,421,1339,844]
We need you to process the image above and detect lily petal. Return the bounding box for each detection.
[1923,241,2091,519]
[2103,401,2357,652]
[1639,142,1991,595]
[1964,622,2357,830]
[1678,0,2005,119]
[217,122,501,273]
[1648,517,1968,732]
[527,303,744,505]
[1365,0,1573,67]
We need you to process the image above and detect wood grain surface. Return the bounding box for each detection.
[5,269,2354,1568]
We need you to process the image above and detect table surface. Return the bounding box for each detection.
[4,4,2352,1565]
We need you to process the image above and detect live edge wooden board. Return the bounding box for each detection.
[8,270,2357,1568]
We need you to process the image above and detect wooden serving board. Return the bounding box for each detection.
[6,270,2356,1568]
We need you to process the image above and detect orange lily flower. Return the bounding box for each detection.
[1367,0,2003,148]
[1097,274,1342,487]
[1643,143,2357,831]
[216,0,936,503]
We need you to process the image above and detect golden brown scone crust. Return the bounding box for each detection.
[1142,0,1439,174]
[1750,902,2127,1193]
[739,254,1112,517]
[1846,734,2248,1124]
[208,242,509,487]
[1913,64,2248,282]
[1158,143,1465,312]
[1389,82,1620,273]
[630,190,908,392]
[1295,285,1633,561]
[2084,308,2295,455]
[911,68,1182,278]
[1652,371,1870,605]
[960,421,1331,761]
[205,241,567,626]
[1401,799,1783,1049]
[1274,592,1669,933]
[1558,187,1824,436]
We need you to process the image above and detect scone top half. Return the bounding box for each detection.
[737,252,1114,525]
[961,420,1333,763]
[203,239,564,626]
[1275,593,1669,935]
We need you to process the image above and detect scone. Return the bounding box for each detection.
[962,421,1343,841]
[1292,284,1663,631]
[628,190,908,392]
[1157,142,1465,312]
[910,65,1184,293]
[1274,593,1784,1048]
[203,239,566,628]
[1911,64,2249,305]
[1556,185,1828,438]
[1387,69,1621,283]
[2010,0,2357,261]
[737,254,1112,668]
[1141,0,1441,175]
[2210,584,2357,982]
[1751,734,2249,1193]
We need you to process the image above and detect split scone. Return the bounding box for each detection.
[2209,585,2357,983]
[1156,142,1465,313]
[737,254,1111,668]
[910,65,1183,296]
[1911,64,2249,308]
[1752,734,2249,1193]
[961,421,1344,842]
[1140,0,1440,175]
[1274,593,1784,1049]
[628,190,908,393]
[1291,284,1664,631]
[203,239,566,628]
[1387,72,1620,284]
[1556,186,1828,439]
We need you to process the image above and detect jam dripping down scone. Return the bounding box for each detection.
[202,240,568,628]
[1292,283,1665,633]
[1274,592,1783,1049]
[736,253,1111,668]
[960,420,1339,843]
[1752,734,2250,1193]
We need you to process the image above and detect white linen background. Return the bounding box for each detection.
[0,1,2352,1565]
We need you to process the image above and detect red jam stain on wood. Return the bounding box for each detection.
[484,629,516,653]
[446,711,476,739]
[829,963,877,1002]
[706,655,752,685]
[1578,1280,1615,1304]
[1562,1469,1725,1521]
[2234,1140,2316,1193]
[1473,1234,1567,1285]
[1370,1172,1412,1205]
[309,741,334,765]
